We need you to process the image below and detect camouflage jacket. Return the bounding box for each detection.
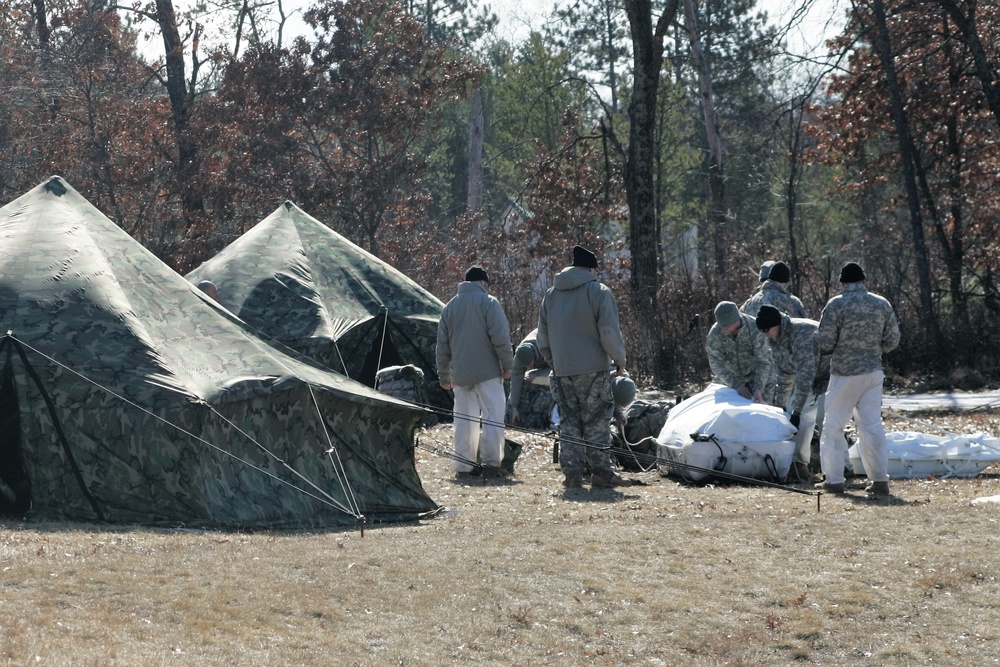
[816,283,900,376]
[508,328,547,408]
[768,313,820,414]
[706,313,773,393]
[742,280,807,318]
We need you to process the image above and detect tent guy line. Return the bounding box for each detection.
[12,332,817,510]
[415,430,820,498]
[6,332,366,522]
[202,302,368,521]
[185,199,448,405]
[410,398,821,497]
[0,176,439,527]
[189,277,446,524]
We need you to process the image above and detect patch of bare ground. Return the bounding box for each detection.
[2,408,1000,665]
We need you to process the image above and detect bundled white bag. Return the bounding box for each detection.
[849,431,1000,479]
[656,384,797,482]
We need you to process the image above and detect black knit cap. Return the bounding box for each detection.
[768,261,790,283]
[464,265,490,283]
[572,245,599,269]
[755,305,782,331]
[839,262,866,283]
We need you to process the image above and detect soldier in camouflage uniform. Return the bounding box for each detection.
[742,261,806,405]
[506,328,554,428]
[814,262,900,496]
[739,261,774,336]
[742,261,807,318]
[759,260,775,282]
[538,245,634,489]
[756,305,826,480]
[706,301,773,403]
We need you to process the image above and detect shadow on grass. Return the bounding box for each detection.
[0,517,381,536]
[449,477,523,487]
[816,490,916,507]
[850,493,914,506]
[561,487,643,503]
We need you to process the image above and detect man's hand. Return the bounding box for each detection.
[614,406,627,426]
[615,365,625,376]
[509,407,521,425]
[736,384,752,400]
[440,381,453,391]
[751,389,765,404]
[502,368,512,380]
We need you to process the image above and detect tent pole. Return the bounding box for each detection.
[8,336,105,521]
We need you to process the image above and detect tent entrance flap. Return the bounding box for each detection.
[9,338,105,521]
[0,363,30,517]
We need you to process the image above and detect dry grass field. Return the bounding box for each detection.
[3,410,1000,666]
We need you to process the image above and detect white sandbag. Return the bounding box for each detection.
[849,431,1000,479]
[656,384,797,482]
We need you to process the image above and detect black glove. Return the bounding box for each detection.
[789,412,801,428]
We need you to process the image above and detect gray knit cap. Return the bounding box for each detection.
[714,301,741,327]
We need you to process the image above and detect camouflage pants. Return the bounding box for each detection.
[551,372,614,477]
[515,381,556,430]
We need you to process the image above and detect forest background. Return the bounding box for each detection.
[3,0,999,393]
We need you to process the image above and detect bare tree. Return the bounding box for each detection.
[933,0,1000,128]
[868,0,937,335]
[622,0,681,309]
[682,0,726,288]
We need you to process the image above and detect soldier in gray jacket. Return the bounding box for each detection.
[814,262,900,496]
[756,305,826,481]
[706,301,773,403]
[537,245,632,489]
[436,266,514,479]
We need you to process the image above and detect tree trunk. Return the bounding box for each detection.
[869,0,938,335]
[467,87,484,213]
[910,18,967,334]
[935,0,1000,129]
[683,0,725,289]
[32,0,50,45]
[155,0,204,233]
[603,0,619,113]
[622,0,678,310]
[784,100,802,295]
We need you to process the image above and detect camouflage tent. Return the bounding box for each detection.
[186,202,447,409]
[0,177,439,528]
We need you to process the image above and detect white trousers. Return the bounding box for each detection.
[790,391,825,466]
[452,377,506,472]
[819,371,888,484]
